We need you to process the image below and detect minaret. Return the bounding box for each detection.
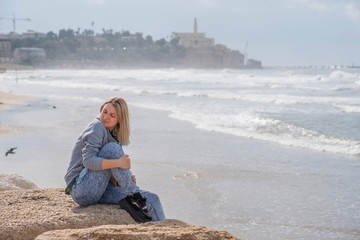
[194,18,198,34]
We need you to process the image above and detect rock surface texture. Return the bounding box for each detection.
[0,174,38,191]
[0,188,136,240]
[35,220,239,240]
[0,175,240,240]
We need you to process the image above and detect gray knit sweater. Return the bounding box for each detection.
[64,117,118,186]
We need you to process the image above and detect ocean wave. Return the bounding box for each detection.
[329,70,360,80]
[21,79,121,91]
[131,102,360,156]
[202,92,360,107]
[17,76,360,109]
[2,69,359,157]
[333,104,360,113]
[38,94,103,103]
[5,69,360,96]
[133,88,360,107]
[173,111,360,156]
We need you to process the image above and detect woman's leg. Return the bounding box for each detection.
[71,167,112,205]
[98,142,166,221]
[99,142,139,194]
[98,182,128,204]
[140,190,166,221]
[70,142,130,205]
[98,185,165,221]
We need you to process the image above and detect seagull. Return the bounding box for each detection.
[5,147,17,157]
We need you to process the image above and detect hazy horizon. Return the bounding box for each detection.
[1,0,360,66]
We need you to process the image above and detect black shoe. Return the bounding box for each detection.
[132,192,149,212]
[119,193,152,223]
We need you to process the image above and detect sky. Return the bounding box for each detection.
[1,0,360,66]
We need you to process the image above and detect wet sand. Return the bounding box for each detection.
[0,90,31,109]
[0,90,31,135]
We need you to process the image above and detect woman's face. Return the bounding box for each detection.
[100,103,119,131]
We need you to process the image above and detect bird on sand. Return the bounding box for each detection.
[5,147,17,157]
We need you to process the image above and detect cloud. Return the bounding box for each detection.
[345,2,360,22]
[290,0,330,12]
[308,1,329,12]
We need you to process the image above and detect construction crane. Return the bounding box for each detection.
[0,14,31,33]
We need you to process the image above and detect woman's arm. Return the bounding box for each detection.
[81,122,107,171]
[101,154,131,170]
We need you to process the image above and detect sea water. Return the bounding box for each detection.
[3,68,359,156]
[1,68,359,239]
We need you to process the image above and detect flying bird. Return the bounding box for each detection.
[5,147,17,157]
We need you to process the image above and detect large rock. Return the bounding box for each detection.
[0,188,136,240]
[35,219,239,240]
[0,174,38,191]
[0,185,240,240]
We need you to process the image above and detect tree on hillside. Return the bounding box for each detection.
[8,26,189,65]
[82,29,94,37]
[145,35,153,45]
[155,38,166,47]
[59,29,75,39]
[122,30,130,37]
[46,31,57,40]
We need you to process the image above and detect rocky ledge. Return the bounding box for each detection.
[0,174,239,240]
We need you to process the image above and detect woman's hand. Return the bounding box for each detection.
[101,154,131,170]
[131,174,137,184]
[118,154,131,169]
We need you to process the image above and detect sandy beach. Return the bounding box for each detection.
[1,68,359,240]
[0,90,31,109]
[0,90,31,135]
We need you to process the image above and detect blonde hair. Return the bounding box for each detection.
[100,97,130,145]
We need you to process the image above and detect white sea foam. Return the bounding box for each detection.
[18,77,360,109]
[333,104,360,113]
[37,94,103,103]
[329,70,360,80]
[132,102,360,156]
[172,111,360,156]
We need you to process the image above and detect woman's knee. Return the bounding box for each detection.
[71,184,105,206]
[71,169,112,205]
[99,142,124,159]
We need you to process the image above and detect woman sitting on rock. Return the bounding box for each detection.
[64,97,165,222]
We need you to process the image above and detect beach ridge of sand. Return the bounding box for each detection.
[0,90,31,109]
[0,90,32,135]
[0,174,240,240]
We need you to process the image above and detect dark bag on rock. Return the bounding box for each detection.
[118,192,152,223]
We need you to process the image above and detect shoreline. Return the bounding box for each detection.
[0,90,32,109]
[0,90,32,135]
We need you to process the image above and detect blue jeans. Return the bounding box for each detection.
[71,142,165,221]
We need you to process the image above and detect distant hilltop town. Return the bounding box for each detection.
[173,19,261,68]
[0,18,262,69]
